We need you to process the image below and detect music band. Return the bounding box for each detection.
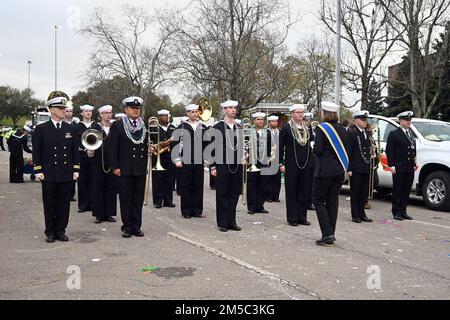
[32,91,417,246]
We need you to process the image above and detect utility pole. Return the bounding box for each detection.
[335,0,341,106]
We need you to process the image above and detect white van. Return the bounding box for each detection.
[367,115,450,212]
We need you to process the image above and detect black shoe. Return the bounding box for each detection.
[219,227,228,232]
[155,204,162,209]
[193,214,204,218]
[122,232,132,238]
[46,236,55,243]
[229,225,241,231]
[78,209,87,213]
[266,199,273,203]
[361,217,373,222]
[57,234,69,242]
[133,231,145,237]
[182,215,191,219]
[298,220,311,226]
[307,204,315,210]
[402,213,413,220]
[393,215,404,221]
[273,199,280,202]
[259,209,269,214]
[352,218,362,223]
[316,236,335,246]
[247,210,255,214]
[70,197,76,202]
[94,218,102,224]
[164,203,176,208]
[288,222,298,226]
[106,217,116,222]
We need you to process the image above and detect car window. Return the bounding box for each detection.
[413,121,450,141]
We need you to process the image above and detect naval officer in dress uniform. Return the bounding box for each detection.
[108,97,148,238]
[32,93,80,243]
[386,111,416,221]
[347,110,373,223]
[264,115,282,203]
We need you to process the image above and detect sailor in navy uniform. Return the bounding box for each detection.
[264,115,282,203]
[90,105,117,224]
[151,109,176,208]
[313,101,349,246]
[108,96,148,238]
[32,94,80,243]
[75,104,95,212]
[8,124,32,183]
[246,112,271,214]
[280,104,314,226]
[347,110,373,223]
[386,111,416,221]
[208,100,243,232]
[172,104,208,218]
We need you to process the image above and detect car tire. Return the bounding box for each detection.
[423,171,450,212]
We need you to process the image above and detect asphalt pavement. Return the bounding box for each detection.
[0,151,449,300]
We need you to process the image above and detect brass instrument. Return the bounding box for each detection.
[81,129,103,151]
[197,96,212,122]
[144,117,165,206]
[241,118,252,206]
[368,125,381,200]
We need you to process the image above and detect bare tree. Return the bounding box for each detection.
[379,0,450,117]
[162,0,298,112]
[321,0,401,109]
[81,5,176,115]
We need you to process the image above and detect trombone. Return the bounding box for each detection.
[368,125,381,200]
[197,96,212,122]
[144,117,165,206]
[241,118,257,206]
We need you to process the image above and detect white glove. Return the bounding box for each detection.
[36,173,44,181]
[73,172,79,180]
[87,150,95,158]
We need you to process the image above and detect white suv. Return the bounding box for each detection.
[367,115,450,212]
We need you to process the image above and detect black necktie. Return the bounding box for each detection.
[56,123,61,130]
[406,130,411,140]
[132,120,137,128]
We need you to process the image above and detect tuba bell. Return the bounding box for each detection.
[197,97,212,122]
[81,129,103,151]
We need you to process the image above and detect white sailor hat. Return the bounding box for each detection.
[220,100,239,108]
[252,112,266,119]
[157,109,170,116]
[289,104,306,112]
[122,96,144,107]
[185,104,199,112]
[235,119,242,125]
[46,97,67,109]
[65,101,73,111]
[321,101,340,113]
[303,112,313,120]
[267,115,279,121]
[115,113,126,118]
[180,116,189,122]
[353,110,369,119]
[98,105,113,114]
[23,122,33,133]
[397,110,414,119]
[80,104,94,111]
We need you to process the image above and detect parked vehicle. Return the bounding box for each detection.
[367,115,450,212]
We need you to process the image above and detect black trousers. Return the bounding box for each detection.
[350,173,369,219]
[216,165,242,228]
[313,175,344,238]
[392,172,414,216]
[10,154,24,183]
[118,175,145,234]
[91,164,117,220]
[209,172,216,190]
[247,171,266,212]
[307,167,315,206]
[180,164,204,217]
[284,164,311,223]
[0,137,5,151]
[152,167,175,206]
[264,170,281,201]
[78,158,93,211]
[42,181,72,237]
